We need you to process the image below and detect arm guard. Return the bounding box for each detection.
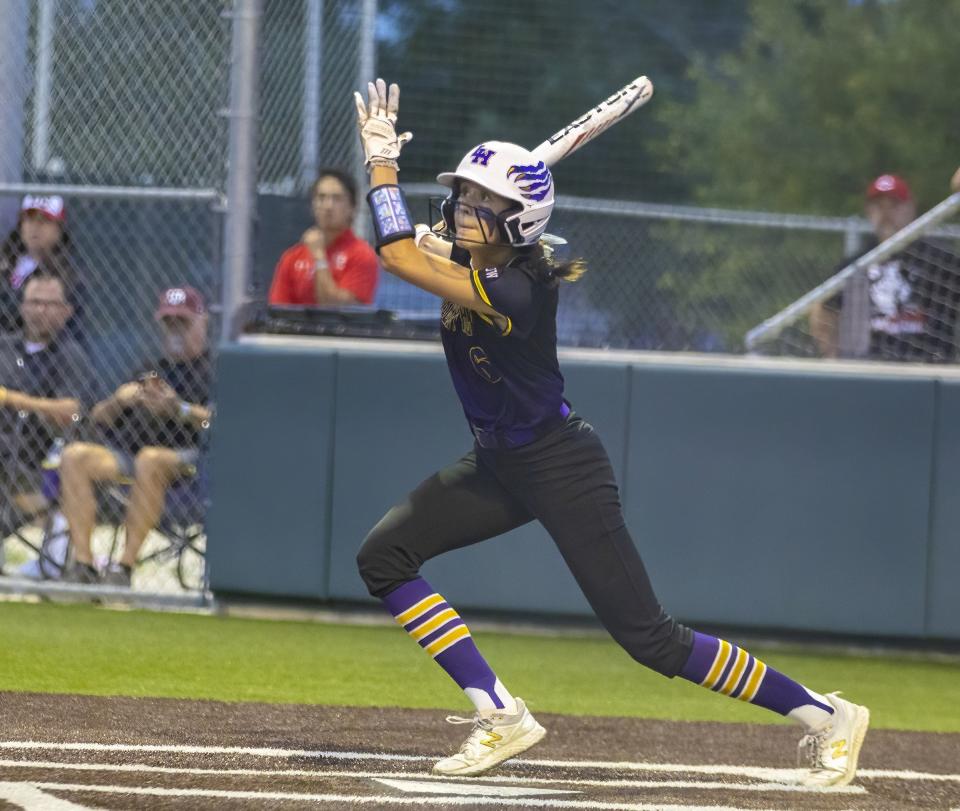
[367,185,415,250]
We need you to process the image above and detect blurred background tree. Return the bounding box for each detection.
[656,0,960,214]
[378,0,749,201]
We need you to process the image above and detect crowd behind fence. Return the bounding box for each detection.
[2,0,959,599]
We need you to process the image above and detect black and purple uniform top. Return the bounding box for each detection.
[440,246,569,450]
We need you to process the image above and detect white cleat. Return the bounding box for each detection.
[797,692,870,788]
[433,697,546,777]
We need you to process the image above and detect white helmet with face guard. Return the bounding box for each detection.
[437,141,554,246]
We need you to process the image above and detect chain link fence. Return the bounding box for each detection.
[747,195,960,361]
[1,0,231,597]
[3,1,959,599]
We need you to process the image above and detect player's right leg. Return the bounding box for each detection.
[356,450,545,776]
[490,416,868,788]
[680,633,869,788]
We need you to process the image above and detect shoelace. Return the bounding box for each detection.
[797,726,831,768]
[445,714,497,755]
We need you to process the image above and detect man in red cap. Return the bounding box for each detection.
[811,173,960,361]
[59,285,213,586]
[863,174,916,242]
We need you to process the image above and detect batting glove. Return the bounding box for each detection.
[354,78,413,172]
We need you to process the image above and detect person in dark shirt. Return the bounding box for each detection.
[0,273,93,519]
[811,174,960,361]
[351,79,869,786]
[0,195,85,342]
[59,286,212,587]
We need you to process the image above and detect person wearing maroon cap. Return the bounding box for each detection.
[58,285,213,586]
[810,173,960,361]
[0,195,81,338]
[268,168,379,306]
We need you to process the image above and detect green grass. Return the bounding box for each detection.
[1,601,958,732]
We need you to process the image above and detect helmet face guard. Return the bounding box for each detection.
[435,141,555,246]
[433,187,522,246]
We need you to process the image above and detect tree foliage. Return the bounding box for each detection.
[655,0,960,214]
[377,0,747,200]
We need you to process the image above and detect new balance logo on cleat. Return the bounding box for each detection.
[798,693,870,789]
[433,698,546,777]
[480,730,502,749]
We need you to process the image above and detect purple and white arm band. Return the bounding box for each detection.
[366,184,415,250]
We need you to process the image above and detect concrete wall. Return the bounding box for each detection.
[207,337,960,640]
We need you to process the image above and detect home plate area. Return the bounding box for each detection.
[0,693,958,809]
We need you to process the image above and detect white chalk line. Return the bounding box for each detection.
[0,759,867,794]
[16,782,834,811]
[1,740,955,783]
[0,781,89,810]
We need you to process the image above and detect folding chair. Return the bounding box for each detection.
[0,416,72,580]
[41,453,209,591]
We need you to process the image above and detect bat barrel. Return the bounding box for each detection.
[532,76,653,167]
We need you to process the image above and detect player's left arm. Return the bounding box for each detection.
[369,166,500,317]
[355,79,501,318]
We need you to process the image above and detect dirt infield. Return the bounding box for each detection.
[0,692,958,809]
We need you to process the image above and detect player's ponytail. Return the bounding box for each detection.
[515,239,586,284]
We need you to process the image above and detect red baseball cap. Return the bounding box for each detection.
[21,194,66,222]
[865,174,912,202]
[155,285,206,319]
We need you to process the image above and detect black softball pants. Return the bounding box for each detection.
[357,414,693,677]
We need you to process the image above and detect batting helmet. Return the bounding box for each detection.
[437,141,555,246]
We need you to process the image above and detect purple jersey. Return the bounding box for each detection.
[440,247,566,445]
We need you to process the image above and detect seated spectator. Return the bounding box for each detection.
[0,195,84,341]
[59,286,213,586]
[268,168,379,306]
[810,174,960,361]
[0,273,93,521]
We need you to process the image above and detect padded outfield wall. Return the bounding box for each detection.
[207,336,960,641]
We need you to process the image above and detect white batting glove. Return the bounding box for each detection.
[353,78,413,172]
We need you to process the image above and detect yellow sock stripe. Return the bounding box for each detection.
[408,608,460,643]
[394,594,444,626]
[718,647,749,695]
[701,639,733,689]
[425,624,471,657]
[737,660,767,702]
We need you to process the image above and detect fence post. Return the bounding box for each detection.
[353,0,377,241]
[0,0,30,230]
[221,0,262,342]
[300,0,323,191]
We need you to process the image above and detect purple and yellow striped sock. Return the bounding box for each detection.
[679,632,833,729]
[382,577,516,714]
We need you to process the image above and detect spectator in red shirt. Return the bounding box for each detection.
[268,168,379,306]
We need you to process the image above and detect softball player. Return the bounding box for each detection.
[353,79,869,785]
